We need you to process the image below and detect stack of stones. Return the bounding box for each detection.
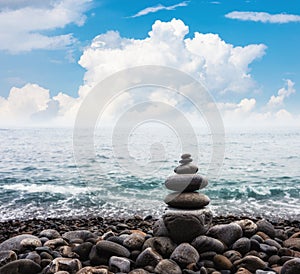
[164,153,210,210]
[154,153,213,243]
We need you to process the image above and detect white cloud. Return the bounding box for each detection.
[0,84,50,125]
[0,19,298,128]
[0,0,91,53]
[267,79,295,108]
[79,19,266,94]
[225,11,300,24]
[130,1,189,18]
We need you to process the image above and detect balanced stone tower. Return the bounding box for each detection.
[153,153,213,243]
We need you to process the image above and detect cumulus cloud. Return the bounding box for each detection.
[0,0,91,53]
[225,11,300,24]
[79,19,266,94]
[0,84,50,125]
[0,19,298,128]
[267,79,295,108]
[129,1,189,18]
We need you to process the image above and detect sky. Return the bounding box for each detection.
[0,0,299,127]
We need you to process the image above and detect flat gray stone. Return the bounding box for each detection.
[164,192,210,209]
[174,163,198,174]
[165,174,208,192]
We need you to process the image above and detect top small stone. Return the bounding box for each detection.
[181,153,191,159]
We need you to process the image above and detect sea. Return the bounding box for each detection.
[0,126,299,221]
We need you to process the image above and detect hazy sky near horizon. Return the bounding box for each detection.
[0,0,299,127]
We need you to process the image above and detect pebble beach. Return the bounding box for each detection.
[0,215,300,274]
[1,154,300,274]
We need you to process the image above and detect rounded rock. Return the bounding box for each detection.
[174,163,198,174]
[0,250,17,267]
[20,237,42,250]
[0,259,41,274]
[49,258,82,274]
[39,229,60,239]
[181,153,191,159]
[164,192,210,209]
[153,218,169,237]
[213,254,232,270]
[96,240,130,258]
[235,219,257,237]
[165,174,208,192]
[223,250,242,263]
[73,242,93,261]
[163,209,212,243]
[123,233,145,250]
[179,158,193,164]
[170,243,199,268]
[281,258,300,274]
[283,238,300,250]
[136,247,162,268]
[154,259,182,274]
[62,230,96,242]
[192,235,224,254]
[0,234,40,252]
[256,220,275,238]
[207,222,243,247]
[232,237,251,255]
[143,237,177,258]
[44,238,68,249]
[109,256,131,273]
[234,255,267,273]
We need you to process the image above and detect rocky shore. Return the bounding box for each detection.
[0,215,299,274]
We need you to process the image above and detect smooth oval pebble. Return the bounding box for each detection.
[235,219,257,236]
[154,259,182,274]
[136,247,162,267]
[165,174,208,192]
[213,254,233,270]
[207,222,243,247]
[234,255,267,273]
[179,158,193,164]
[62,230,96,242]
[283,238,300,250]
[164,192,210,209]
[181,153,191,159]
[170,243,199,267]
[0,235,40,252]
[163,209,212,243]
[281,258,300,274]
[123,233,145,250]
[256,220,275,238]
[109,256,131,273]
[174,163,198,174]
[192,235,224,253]
[0,259,41,274]
[0,250,17,266]
[96,240,130,258]
[39,229,60,239]
[223,250,242,263]
[232,237,251,255]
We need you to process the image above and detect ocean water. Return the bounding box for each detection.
[0,127,299,221]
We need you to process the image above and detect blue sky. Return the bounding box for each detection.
[0,0,299,126]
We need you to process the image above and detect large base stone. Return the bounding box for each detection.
[154,208,212,243]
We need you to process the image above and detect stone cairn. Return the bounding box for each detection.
[153,153,213,243]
